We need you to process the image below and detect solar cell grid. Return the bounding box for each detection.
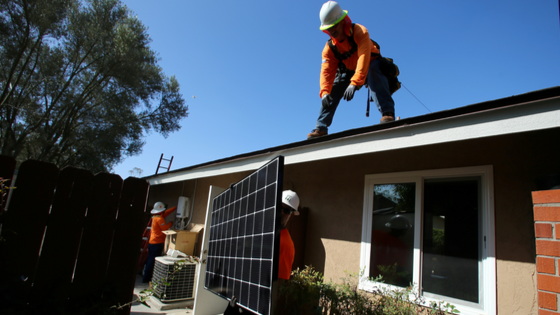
[204,157,284,315]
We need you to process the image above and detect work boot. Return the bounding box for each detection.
[307,129,328,139]
[380,112,395,124]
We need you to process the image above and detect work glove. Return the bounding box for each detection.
[343,84,357,101]
[321,94,333,109]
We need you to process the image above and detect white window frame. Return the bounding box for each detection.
[359,165,496,315]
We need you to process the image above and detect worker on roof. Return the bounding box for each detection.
[142,201,176,283]
[308,1,396,139]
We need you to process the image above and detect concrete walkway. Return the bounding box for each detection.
[130,275,193,315]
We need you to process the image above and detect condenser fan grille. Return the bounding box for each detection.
[153,257,197,302]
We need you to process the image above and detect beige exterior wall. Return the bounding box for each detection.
[148,171,252,227]
[148,127,560,314]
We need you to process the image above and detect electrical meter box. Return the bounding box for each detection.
[176,196,190,219]
[175,196,190,230]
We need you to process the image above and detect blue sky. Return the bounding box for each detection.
[113,0,560,179]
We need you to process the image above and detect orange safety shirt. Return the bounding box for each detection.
[149,206,176,244]
[319,23,380,98]
[278,228,295,280]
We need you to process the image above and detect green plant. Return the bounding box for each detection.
[280,266,460,315]
[377,263,411,287]
[432,228,445,254]
[320,269,382,315]
[278,265,324,315]
[376,284,424,315]
[427,301,460,315]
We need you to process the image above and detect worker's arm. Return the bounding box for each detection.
[161,206,177,219]
[149,216,173,243]
[349,24,372,87]
[319,43,338,98]
[160,220,173,231]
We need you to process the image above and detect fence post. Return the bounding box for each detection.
[105,177,150,314]
[31,167,94,304]
[1,160,59,297]
[70,172,123,306]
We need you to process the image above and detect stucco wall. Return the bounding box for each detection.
[148,171,252,228]
[284,128,559,314]
[147,127,560,314]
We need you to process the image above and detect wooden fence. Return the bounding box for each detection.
[0,155,150,315]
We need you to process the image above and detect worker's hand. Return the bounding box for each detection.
[229,296,238,308]
[224,296,241,314]
[343,84,357,101]
[321,94,333,109]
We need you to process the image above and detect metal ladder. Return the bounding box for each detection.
[155,154,173,174]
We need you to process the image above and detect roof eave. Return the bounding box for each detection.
[146,86,560,185]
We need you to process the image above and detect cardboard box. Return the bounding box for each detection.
[163,224,204,256]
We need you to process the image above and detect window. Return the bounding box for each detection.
[360,166,496,315]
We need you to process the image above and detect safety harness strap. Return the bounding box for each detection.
[327,24,399,117]
[327,24,381,72]
[327,23,358,72]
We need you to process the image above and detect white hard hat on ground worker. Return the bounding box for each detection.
[282,190,300,216]
[151,201,166,214]
[319,1,348,30]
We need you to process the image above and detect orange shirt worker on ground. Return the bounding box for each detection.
[278,190,300,284]
[142,202,176,283]
[225,190,301,314]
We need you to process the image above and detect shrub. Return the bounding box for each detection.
[279,266,460,315]
[278,266,324,314]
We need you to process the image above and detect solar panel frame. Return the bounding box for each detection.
[204,156,284,315]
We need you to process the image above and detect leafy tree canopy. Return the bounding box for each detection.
[0,0,188,173]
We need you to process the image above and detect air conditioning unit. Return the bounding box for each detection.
[153,256,198,302]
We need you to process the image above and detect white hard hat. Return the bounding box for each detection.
[319,1,348,31]
[151,201,166,214]
[282,190,300,216]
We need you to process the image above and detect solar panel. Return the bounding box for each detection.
[204,156,284,315]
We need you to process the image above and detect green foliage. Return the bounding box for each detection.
[319,270,383,315]
[432,228,445,254]
[374,183,416,214]
[279,266,460,315]
[0,0,188,172]
[377,263,411,288]
[279,266,324,315]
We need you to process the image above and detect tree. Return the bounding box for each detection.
[128,167,143,177]
[0,0,188,172]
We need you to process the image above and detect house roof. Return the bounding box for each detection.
[146,86,560,185]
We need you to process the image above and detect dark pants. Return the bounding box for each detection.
[315,58,395,132]
[143,243,164,283]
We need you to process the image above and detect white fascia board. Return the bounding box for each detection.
[148,154,281,185]
[149,97,560,186]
